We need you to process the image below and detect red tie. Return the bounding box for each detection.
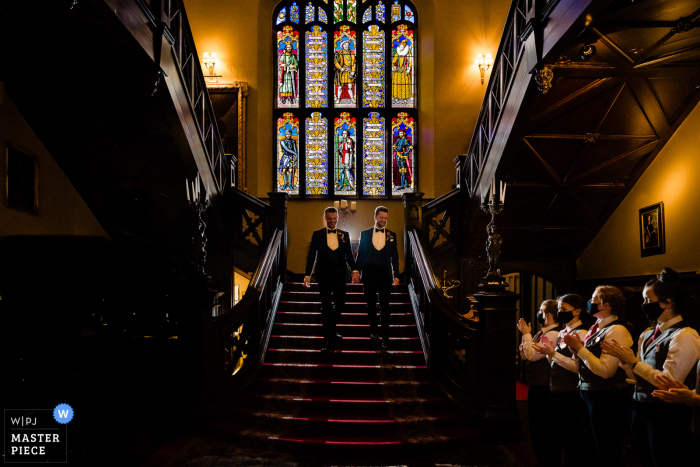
[585,322,599,344]
[558,329,568,346]
[650,326,661,343]
[533,330,543,343]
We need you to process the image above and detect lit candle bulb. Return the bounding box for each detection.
[351,201,356,212]
[341,199,348,210]
[334,201,340,210]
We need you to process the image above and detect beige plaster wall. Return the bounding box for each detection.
[577,102,700,280]
[0,87,109,240]
[287,199,405,275]
[184,0,510,199]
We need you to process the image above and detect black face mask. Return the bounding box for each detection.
[536,313,546,325]
[558,310,574,324]
[587,301,600,314]
[642,302,664,321]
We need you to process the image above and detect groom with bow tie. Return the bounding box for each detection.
[356,206,400,348]
[304,207,360,351]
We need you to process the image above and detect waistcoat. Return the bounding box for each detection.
[634,322,698,402]
[578,321,629,392]
[527,324,564,387]
[551,324,590,393]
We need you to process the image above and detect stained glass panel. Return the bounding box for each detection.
[290,2,300,23]
[333,26,357,107]
[277,113,300,194]
[306,26,328,108]
[363,112,386,195]
[392,24,415,107]
[363,25,385,108]
[333,0,343,22]
[334,113,357,194]
[391,0,401,23]
[405,4,414,23]
[362,7,372,23]
[319,7,328,23]
[376,0,385,23]
[306,112,328,195]
[305,2,314,23]
[391,112,415,193]
[277,26,300,108]
[276,7,287,25]
[347,0,357,23]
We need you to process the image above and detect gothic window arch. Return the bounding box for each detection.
[274,0,417,198]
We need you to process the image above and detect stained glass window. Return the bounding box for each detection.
[363,112,386,195]
[334,113,357,194]
[306,112,328,195]
[333,26,357,108]
[274,0,417,198]
[306,26,328,108]
[363,25,385,108]
[391,24,414,107]
[391,112,414,193]
[305,3,315,23]
[277,113,301,194]
[376,1,385,22]
[277,26,300,108]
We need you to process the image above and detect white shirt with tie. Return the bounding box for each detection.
[521,323,561,362]
[549,320,588,369]
[327,228,339,251]
[372,226,386,250]
[632,315,700,388]
[576,315,633,380]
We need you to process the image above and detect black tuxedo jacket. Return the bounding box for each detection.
[305,228,357,278]
[356,227,399,277]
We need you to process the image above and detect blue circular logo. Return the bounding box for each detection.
[53,403,74,424]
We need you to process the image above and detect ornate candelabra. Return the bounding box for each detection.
[480,177,507,285]
[334,199,357,225]
[186,174,212,276]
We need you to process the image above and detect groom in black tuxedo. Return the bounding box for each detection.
[304,207,359,351]
[356,206,400,348]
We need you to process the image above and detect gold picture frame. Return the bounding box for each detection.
[639,202,665,257]
[4,143,39,213]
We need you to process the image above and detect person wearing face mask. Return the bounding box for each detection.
[557,285,633,467]
[517,299,563,467]
[533,294,594,467]
[601,268,700,467]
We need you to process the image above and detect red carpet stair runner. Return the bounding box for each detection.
[215,282,479,456]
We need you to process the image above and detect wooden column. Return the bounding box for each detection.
[268,192,289,275]
[402,192,424,278]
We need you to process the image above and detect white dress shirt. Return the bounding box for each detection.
[550,320,588,371]
[327,228,339,251]
[520,323,561,362]
[633,315,700,388]
[372,226,386,250]
[576,315,633,379]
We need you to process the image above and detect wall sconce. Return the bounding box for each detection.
[202,52,221,83]
[334,199,357,224]
[475,53,493,84]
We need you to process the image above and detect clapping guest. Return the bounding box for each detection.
[518,300,563,467]
[534,294,594,467]
[564,286,633,467]
[602,268,700,467]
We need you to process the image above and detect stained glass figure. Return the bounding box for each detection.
[333,26,357,107]
[362,6,372,23]
[363,112,386,195]
[318,7,328,23]
[347,0,357,23]
[290,2,300,23]
[405,4,414,23]
[334,113,357,194]
[277,7,287,25]
[306,112,328,195]
[306,26,328,108]
[392,24,414,107]
[277,113,300,194]
[363,25,385,108]
[376,0,385,23]
[333,0,343,22]
[391,112,415,193]
[391,0,401,23]
[305,2,315,23]
[277,26,300,108]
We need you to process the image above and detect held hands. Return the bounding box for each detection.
[564,332,584,352]
[517,318,531,335]
[393,278,400,286]
[600,338,638,365]
[352,272,360,284]
[303,276,311,288]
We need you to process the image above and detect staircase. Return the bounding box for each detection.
[214,281,479,456]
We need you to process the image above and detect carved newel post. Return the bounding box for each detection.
[472,178,519,440]
[268,192,289,275]
[403,192,424,276]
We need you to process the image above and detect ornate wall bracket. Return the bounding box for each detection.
[534,67,554,94]
[583,132,601,144]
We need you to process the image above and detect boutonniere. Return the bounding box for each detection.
[338,232,345,242]
[386,232,394,242]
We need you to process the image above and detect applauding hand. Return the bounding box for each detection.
[601,338,638,365]
[564,331,584,352]
[532,336,555,357]
[517,318,531,335]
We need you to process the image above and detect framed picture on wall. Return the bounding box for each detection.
[4,143,39,213]
[639,202,665,257]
